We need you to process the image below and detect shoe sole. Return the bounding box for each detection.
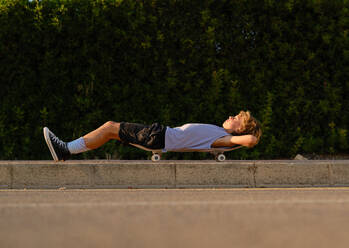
[43,127,59,162]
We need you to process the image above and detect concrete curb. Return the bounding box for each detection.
[0,160,348,189]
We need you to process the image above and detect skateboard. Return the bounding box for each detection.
[130,143,243,162]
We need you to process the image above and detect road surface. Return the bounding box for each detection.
[1,188,349,248]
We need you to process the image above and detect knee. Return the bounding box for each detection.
[104,121,120,138]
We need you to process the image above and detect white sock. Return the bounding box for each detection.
[67,137,90,154]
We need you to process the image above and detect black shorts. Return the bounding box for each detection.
[118,122,167,149]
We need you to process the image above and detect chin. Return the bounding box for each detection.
[223,125,230,130]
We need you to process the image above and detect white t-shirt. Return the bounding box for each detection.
[164,123,230,151]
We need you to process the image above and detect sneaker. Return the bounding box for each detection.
[43,127,71,161]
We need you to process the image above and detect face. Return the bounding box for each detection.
[222,114,242,133]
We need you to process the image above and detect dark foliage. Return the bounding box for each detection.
[0,0,348,160]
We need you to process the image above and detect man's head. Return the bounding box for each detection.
[223,110,262,144]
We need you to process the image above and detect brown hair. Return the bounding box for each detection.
[237,111,262,144]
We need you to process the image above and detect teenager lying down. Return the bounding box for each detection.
[43,110,262,161]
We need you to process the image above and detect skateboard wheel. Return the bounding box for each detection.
[216,154,226,162]
[151,154,161,162]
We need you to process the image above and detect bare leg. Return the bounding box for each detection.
[83,121,121,150]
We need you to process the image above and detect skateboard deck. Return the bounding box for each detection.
[129,143,243,161]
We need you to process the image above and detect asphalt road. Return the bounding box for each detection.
[1,188,349,248]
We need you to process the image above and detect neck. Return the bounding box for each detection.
[223,128,233,134]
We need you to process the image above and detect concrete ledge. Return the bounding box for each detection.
[175,161,255,188]
[0,160,348,189]
[254,161,331,187]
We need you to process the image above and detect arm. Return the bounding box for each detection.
[212,134,257,148]
[230,135,257,148]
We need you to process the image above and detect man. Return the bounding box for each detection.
[43,110,262,161]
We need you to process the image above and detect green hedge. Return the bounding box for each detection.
[0,0,348,160]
